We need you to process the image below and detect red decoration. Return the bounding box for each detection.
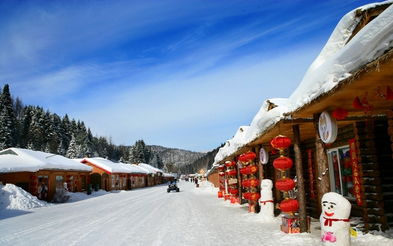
[228,188,239,195]
[225,160,236,167]
[349,139,363,206]
[270,135,291,150]
[386,86,393,100]
[219,172,225,176]
[273,156,293,171]
[238,151,256,163]
[243,192,261,201]
[217,191,223,198]
[241,178,259,188]
[218,165,225,171]
[275,178,295,191]
[279,199,299,213]
[240,165,258,175]
[307,149,316,199]
[332,108,348,120]
[352,96,363,110]
[226,169,237,176]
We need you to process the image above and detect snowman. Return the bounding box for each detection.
[320,192,351,246]
[258,179,274,221]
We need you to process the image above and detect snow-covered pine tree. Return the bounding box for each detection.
[0,84,17,150]
[129,140,150,164]
[66,135,79,158]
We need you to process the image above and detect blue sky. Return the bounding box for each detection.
[0,0,381,151]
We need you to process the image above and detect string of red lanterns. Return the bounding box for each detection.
[239,151,259,212]
[270,135,299,214]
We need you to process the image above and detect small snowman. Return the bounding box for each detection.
[258,179,274,221]
[320,192,351,246]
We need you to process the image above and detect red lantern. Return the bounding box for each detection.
[219,172,225,176]
[238,152,257,163]
[273,156,293,171]
[218,165,225,171]
[270,135,291,150]
[332,108,348,120]
[225,160,236,167]
[275,178,295,191]
[218,191,223,198]
[240,165,258,175]
[242,179,259,187]
[226,169,237,176]
[229,188,239,195]
[279,199,299,213]
[243,192,261,201]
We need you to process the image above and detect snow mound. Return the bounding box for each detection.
[0,183,49,210]
[67,189,110,203]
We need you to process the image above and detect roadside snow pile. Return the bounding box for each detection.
[0,183,49,210]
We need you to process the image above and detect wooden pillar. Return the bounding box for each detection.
[292,124,308,233]
[313,114,330,209]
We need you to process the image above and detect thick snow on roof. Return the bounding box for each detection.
[0,148,92,173]
[81,157,132,174]
[287,1,393,112]
[138,163,163,174]
[213,1,393,164]
[121,163,149,174]
[214,98,288,164]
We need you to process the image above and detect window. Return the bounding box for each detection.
[327,146,354,198]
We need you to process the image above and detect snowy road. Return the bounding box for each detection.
[1,181,392,246]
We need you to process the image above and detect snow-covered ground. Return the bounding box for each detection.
[0,181,392,246]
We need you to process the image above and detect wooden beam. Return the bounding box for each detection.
[313,113,330,210]
[292,124,308,233]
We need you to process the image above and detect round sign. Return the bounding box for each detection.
[318,111,338,144]
[259,147,269,164]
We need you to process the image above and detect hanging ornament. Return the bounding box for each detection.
[238,152,257,163]
[279,199,299,213]
[275,178,296,192]
[352,96,363,110]
[225,160,236,167]
[332,108,348,120]
[273,156,293,171]
[270,135,292,152]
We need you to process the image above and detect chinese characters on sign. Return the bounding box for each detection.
[348,139,363,206]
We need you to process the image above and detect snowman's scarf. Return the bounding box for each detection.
[323,217,350,226]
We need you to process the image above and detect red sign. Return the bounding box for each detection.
[349,139,363,206]
[307,149,316,199]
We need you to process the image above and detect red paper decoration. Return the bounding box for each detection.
[228,188,239,195]
[240,165,258,175]
[226,169,237,176]
[279,199,299,213]
[218,165,225,171]
[270,135,292,150]
[219,172,225,176]
[332,108,348,120]
[275,178,295,191]
[386,86,393,100]
[243,192,261,201]
[241,178,260,188]
[225,160,236,167]
[273,156,293,171]
[238,152,257,163]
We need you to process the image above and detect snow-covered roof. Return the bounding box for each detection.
[121,163,149,174]
[137,163,163,174]
[80,157,132,174]
[287,1,393,113]
[0,148,92,173]
[213,1,393,164]
[163,173,176,178]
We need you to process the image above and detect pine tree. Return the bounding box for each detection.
[66,135,79,158]
[0,84,17,149]
[129,140,150,163]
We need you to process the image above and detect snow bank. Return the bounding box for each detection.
[67,189,110,203]
[0,183,49,210]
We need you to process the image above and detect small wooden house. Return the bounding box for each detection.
[0,148,92,201]
[79,157,134,191]
[137,163,164,186]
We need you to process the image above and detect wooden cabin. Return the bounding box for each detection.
[79,157,136,191]
[212,2,393,232]
[0,148,92,201]
[137,163,164,186]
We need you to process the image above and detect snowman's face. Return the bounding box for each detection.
[321,192,351,218]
